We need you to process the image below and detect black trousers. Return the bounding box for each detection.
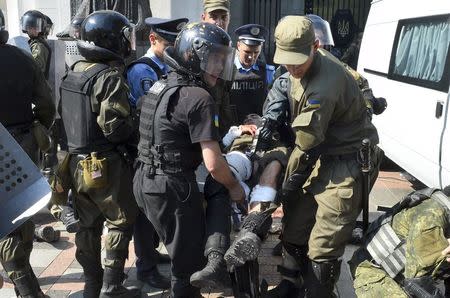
[133,163,205,297]
[133,209,159,279]
[203,174,232,255]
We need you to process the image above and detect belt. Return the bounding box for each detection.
[321,152,357,162]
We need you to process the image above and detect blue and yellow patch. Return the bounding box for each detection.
[214,115,220,127]
[307,98,321,108]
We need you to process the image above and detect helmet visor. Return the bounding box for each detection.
[20,15,45,33]
[195,38,235,81]
[45,23,54,36]
[123,24,136,51]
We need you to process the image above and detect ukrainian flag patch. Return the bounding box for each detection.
[307,98,321,108]
[214,115,219,127]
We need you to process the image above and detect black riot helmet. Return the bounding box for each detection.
[164,22,235,84]
[43,15,54,37]
[77,10,136,62]
[20,10,47,37]
[69,17,84,40]
[0,9,8,44]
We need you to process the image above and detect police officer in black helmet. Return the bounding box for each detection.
[133,22,245,297]
[20,10,52,79]
[0,8,55,298]
[59,10,140,298]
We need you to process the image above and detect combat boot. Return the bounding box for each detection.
[225,204,277,267]
[99,267,141,298]
[13,273,48,298]
[83,268,103,298]
[190,251,231,289]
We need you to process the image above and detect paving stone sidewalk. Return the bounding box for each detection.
[0,166,417,297]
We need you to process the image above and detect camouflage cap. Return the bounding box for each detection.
[274,16,315,65]
[203,0,230,13]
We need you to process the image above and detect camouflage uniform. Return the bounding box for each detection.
[62,61,138,296]
[269,15,381,298]
[29,37,50,77]
[350,193,449,297]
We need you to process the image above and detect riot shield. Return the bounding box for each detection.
[0,123,51,239]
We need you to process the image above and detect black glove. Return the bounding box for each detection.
[256,118,278,151]
[371,97,387,115]
[278,172,311,204]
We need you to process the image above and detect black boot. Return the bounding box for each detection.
[225,204,277,267]
[138,268,170,289]
[13,273,48,298]
[156,251,170,264]
[190,251,230,289]
[99,267,141,298]
[83,268,103,298]
[304,259,341,298]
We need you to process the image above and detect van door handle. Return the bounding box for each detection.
[436,101,444,118]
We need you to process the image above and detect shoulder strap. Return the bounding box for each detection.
[60,62,110,94]
[128,56,165,79]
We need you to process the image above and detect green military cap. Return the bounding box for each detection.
[274,15,315,65]
[203,0,230,13]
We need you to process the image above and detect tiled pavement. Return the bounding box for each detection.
[0,162,419,297]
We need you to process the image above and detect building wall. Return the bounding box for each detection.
[4,0,71,39]
[150,0,202,23]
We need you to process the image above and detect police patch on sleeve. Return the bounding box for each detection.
[141,79,154,94]
[149,81,166,95]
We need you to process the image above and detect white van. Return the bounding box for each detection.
[358,0,450,189]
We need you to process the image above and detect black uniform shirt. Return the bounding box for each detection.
[158,85,220,168]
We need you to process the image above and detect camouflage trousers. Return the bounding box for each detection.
[69,151,138,275]
[349,198,449,297]
[282,147,382,261]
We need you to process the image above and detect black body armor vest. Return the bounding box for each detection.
[137,72,204,173]
[59,62,114,154]
[127,56,166,79]
[0,45,34,127]
[230,61,268,124]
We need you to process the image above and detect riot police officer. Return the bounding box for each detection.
[20,10,51,79]
[126,16,188,290]
[230,24,275,124]
[59,10,140,298]
[133,22,245,297]
[0,8,55,298]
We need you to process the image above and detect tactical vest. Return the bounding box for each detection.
[0,45,34,127]
[137,73,204,174]
[230,61,268,124]
[127,56,166,80]
[365,189,450,279]
[59,62,114,154]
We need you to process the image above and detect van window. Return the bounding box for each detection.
[389,14,450,92]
